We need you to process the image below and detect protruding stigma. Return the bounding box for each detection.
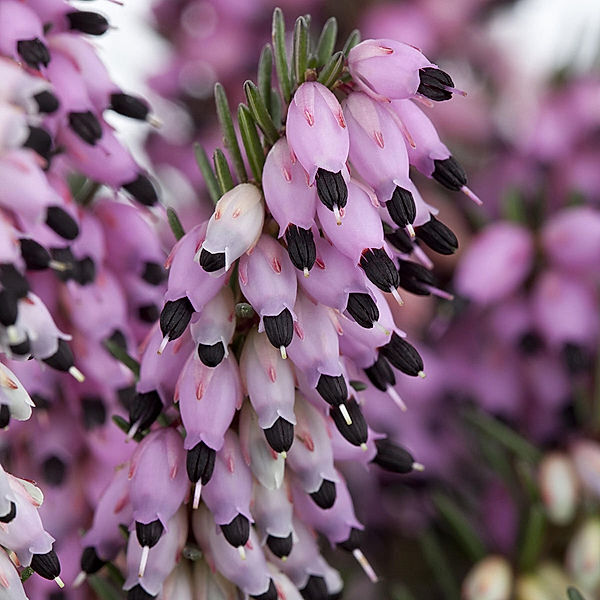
[353,549,378,583]
[193,482,202,510]
[339,403,352,426]
[138,546,149,578]
[68,366,85,382]
[390,288,404,306]
[462,185,482,205]
[157,335,169,355]
[386,387,407,411]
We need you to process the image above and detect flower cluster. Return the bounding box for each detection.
[0,0,166,596]
[95,9,480,600]
[1,4,484,599]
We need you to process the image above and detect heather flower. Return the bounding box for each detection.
[124,507,188,598]
[298,235,377,325]
[271,516,341,597]
[199,183,264,274]
[391,99,481,203]
[128,428,188,576]
[239,402,285,490]
[189,287,235,366]
[239,234,297,355]
[462,556,513,600]
[239,328,296,454]
[348,38,459,103]
[455,222,534,305]
[343,92,414,222]
[286,392,338,508]
[176,352,242,505]
[192,504,276,600]
[0,473,62,586]
[286,82,350,220]
[252,480,294,558]
[0,0,49,70]
[160,223,223,349]
[0,547,29,600]
[541,206,600,274]
[262,137,318,274]
[531,270,599,350]
[78,467,132,581]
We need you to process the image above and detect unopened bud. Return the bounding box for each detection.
[462,555,512,600]
[538,452,579,525]
[566,518,600,592]
[201,183,264,273]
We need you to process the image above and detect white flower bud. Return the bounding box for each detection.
[200,183,264,274]
[515,574,548,600]
[566,518,600,592]
[571,440,600,499]
[538,452,579,525]
[463,555,512,600]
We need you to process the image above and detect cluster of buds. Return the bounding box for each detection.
[87,9,478,600]
[461,440,600,600]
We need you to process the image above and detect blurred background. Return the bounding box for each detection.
[37,0,600,598]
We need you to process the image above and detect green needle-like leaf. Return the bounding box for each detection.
[318,51,345,88]
[432,493,487,562]
[270,87,283,128]
[238,104,265,183]
[463,408,542,464]
[166,207,185,241]
[88,575,124,600]
[349,380,368,392]
[568,587,587,600]
[213,148,235,195]
[105,562,126,587]
[418,530,461,600]
[214,82,247,182]
[292,16,309,85]
[103,339,140,378]
[244,81,280,145]
[315,17,338,67]
[257,44,273,114]
[342,28,361,57]
[194,143,220,204]
[519,504,546,571]
[272,8,291,103]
